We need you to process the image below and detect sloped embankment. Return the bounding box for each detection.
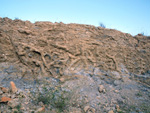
[0,17,150,78]
[0,17,150,113]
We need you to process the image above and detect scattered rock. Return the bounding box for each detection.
[18,28,32,35]
[116,105,121,112]
[137,33,143,36]
[84,106,95,113]
[122,76,130,82]
[10,81,17,93]
[116,105,119,109]
[114,90,119,93]
[114,80,121,86]
[38,102,44,106]
[10,94,16,99]
[1,87,9,93]
[94,68,103,76]
[60,77,65,82]
[0,89,3,95]
[0,97,11,102]
[110,71,122,80]
[98,85,106,93]
[7,99,20,108]
[35,105,45,113]
[84,106,90,112]
[108,110,114,113]
[69,107,82,113]
[147,70,150,74]
[12,108,18,112]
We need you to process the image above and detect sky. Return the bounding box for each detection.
[0,0,150,36]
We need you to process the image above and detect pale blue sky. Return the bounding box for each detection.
[0,0,150,35]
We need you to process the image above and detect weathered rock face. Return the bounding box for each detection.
[0,17,150,78]
[0,18,150,112]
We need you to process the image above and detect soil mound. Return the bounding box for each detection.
[0,17,150,77]
[0,17,150,113]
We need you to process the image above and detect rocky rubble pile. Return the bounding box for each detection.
[0,63,150,113]
[0,81,45,113]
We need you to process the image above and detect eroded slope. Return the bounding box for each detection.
[0,17,150,78]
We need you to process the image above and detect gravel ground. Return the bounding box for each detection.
[0,63,150,113]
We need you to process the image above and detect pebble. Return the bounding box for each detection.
[0,89,3,94]
[0,97,11,102]
[84,106,90,112]
[1,87,9,93]
[10,94,16,99]
[69,107,82,113]
[12,109,18,112]
[116,105,119,109]
[8,99,19,108]
[84,106,95,113]
[114,80,121,86]
[60,77,65,82]
[38,102,44,106]
[116,105,121,112]
[108,110,114,113]
[114,90,119,93]
[111,71,121,80]
[35,105,45,113]
[98,85,106,93]
[10,81,18,93]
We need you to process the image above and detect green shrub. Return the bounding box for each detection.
[32,86,70,112]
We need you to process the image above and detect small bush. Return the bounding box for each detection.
[14,104,22,113]
[99,23,106,28]
[32,86,70,112]
[135,91,143,97]
[14,17,19,20]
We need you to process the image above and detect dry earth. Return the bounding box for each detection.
[0,17,150,113]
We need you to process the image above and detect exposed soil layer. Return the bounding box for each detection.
[0,17,150,113]
[0,17,150,77]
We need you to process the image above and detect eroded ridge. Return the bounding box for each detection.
[0,17,150,77]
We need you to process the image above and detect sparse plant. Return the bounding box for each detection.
[16,104,21,110]
[99,23,106,28]
[31,86,70,112]
[141,32,145,36]
[137,32,145,36]
[14,17,19,20]
[119,103,150,113]
[117,110,124,113]
[98,102,101,105]
[14,104,22,113]
[135,91,142,97]
[140,103,150,113]
[121,95,126,99]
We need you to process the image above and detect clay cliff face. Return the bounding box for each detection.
[0,17,150,78]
